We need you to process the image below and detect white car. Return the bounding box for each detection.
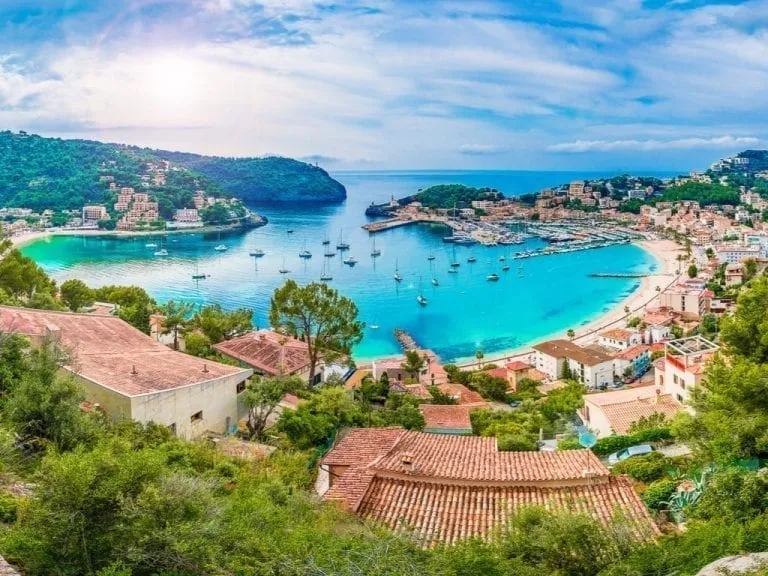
[607,444,654,466]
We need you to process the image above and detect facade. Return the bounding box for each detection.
[654,336,718,403]
[715,244,762,264]
[82,205,108,223]
[320,428,657,546]
[580,385,682,437]
[0,306,252,438]
[657,285,712,318]
[533,339,614,388]
[598,328,642,351]
[613,344,651,381]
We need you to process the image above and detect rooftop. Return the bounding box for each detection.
[0,306,250,397]
[322,428,657,546]
[212,329,310,376]
[533,339,613,366]
[666,335,719,357]
[419,404,475,432]
[600,328,633,341]
[505,360,531,371]
[584,386,682,435]
[614,344,650,361]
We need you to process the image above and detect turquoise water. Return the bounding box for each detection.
[21,170,664,362]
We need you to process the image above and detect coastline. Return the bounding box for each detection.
[448,238,683,368]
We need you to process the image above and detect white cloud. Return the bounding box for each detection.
[548,135,761,153]
[458,144,508,155]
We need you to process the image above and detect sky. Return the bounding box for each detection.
[1,0,767,171]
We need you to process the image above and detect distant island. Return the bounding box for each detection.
[0,131,346,214]
[366,184,503,216]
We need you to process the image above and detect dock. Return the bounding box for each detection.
[394,328,419,352]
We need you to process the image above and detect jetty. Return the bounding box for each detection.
[589,273,650,278]
[394,328,419,352]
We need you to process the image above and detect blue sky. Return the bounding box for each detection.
[0,0,766,170]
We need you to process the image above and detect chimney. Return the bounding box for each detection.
[202,364,209,374]
[400,452,415,473]
[131,365,138,375]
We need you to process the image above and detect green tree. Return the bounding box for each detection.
[744,258,758,281]
[566,328,575,340]
[471,372,508,401]
[688,263,698,278]
[401,350,426,381]
[190,304,253,344]
[242,375,301,440]
[475,349,484,369]
[269,280,363,386]
[59,278,95,312]
[92,285,156,334]
[719,276,768,362]
[183,332,212,357]
[160,300,194,351]
[705,247,714,259]
[0,332,29,396]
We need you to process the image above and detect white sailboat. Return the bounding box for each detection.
[320,258,332,281]
[393,259,402,282]
[336,230,350,250]
[417,277,428,306]
[299,240,312,259]
[278,257,290,274]
[370,236,381,257]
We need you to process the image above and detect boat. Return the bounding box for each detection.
[299,241,312,259]
[393,259,402,282]
[431,277,439,286]
[336,230,350,250]
[287,229,294,234]
[343,256,357,266]
[145,242,157,248]
[369,324,380,330]
[192,260,207,280]
[450,245,460,268]
[154,249,168,257]
[370,236,381,257]
[427,253,436,261]
[467,256,477,263]
[447,268,458,274]
[249,248,265,257]
[278,257,290,274]
[487,273,500,281]
[417,277,428,306]
[214,244,228,252]
[502,264,510,271]
[324,247,336,258]
[320,258,332,281]
[498,255,506,262]
[322,234,330,245]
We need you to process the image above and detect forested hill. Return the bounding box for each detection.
[0,131,346,210]
[153,151,346,203]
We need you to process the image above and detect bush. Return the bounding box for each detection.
[557,437,581,451]
[613,452,668,483]
[0,492,18,523]
[641,478,677,510]
[592,427,672,456]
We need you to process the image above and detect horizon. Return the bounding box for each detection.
[2,1,767,171]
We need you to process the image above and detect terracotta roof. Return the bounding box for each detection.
[614,344,649,361]
[537,379,568,395]
[595,395,682,435]
[419,405,474,431]
[357,475,656,546]
[0,306,249,396]
[484,367,509,380]
[436,383,486,406]
[213,330,310,376]
[322,428,657,546]
[600,328,633,341]
[533,339,613,367]
[505,361,531,371]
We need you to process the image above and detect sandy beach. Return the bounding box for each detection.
[453,238,684,368]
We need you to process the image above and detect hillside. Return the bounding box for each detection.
[414,184,503,209]
[0,131,346,211]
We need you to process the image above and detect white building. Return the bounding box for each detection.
[598,328,642,351]
[715,244,762,264]
[532,340,614,389]
[654,336,718,404]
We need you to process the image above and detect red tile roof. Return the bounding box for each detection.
[614,344,649,361]
[598,395,682,435]
[322,428,657,545]
[419,405,474,431]
[600,328,633,341]
[533,339,613,366]
[484,367,509,380]
[505,361,531,371]
[0,306,249,396]
[436,383,486,406]
[213,330,310,376]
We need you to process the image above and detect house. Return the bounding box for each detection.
[657,285,712,319]
[612,345,651,381]
[725,263,744,286]
[598,328,642,351]
[371,350,447,387]
[580,385,682,438]
[320,428,657,546]
[0,306,252,438]
[213,329,335,385]
[532,339,615,388]
[505,360,533,390]
[419,404,475,435]
[643,323,670,344]
[655,336,718,403]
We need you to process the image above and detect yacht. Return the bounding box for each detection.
[370,236,381,257]
[145,242,157,248]
[343,255,358,266]
[320,259,332,282]
[287,229,294,234]
[417,294,428,306]
[214,244,228,252]
[431,277,439,286]
[447,268,458,274]
[336,230,350,250]
[498,255,506,262]
[154,249,169,257]
[278,257,290,274]
[192,261,207,280]
[249,248,265,257]
[393,259,402,282]
[487,273,500,281]
[427,253,436,261]
[467,256,477,263]
[502,264,510,271]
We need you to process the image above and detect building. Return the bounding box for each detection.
[0,306,252,438]
[505,360,533,390]
[613,344,651,381]
[82,205,108,223]
[655,336,718,403]
[419,404,474,435]
[371,350,447,387]
[598,328,642,351]
[657,285,712,318]
[725,263,744,286]
[715,244,762,264]
[320,428,657,546]
[532,339,614,388]
[213,329,330,385]
[568,181,585,198]
[580,385,682,437]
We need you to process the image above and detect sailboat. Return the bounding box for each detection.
[467,254,477,263]
[431,277,439,286]
[322,234,331,246]
[450,245,460,268]
[214,230,227,252]
[324,245,336,257]
[278,257,290,274]
[320,258,332,282]
[417,277,428,306]
[249,248,265,257]
[502,263,510,271]
[192,260,207,280]
[370,236,381,257]
[393,259,402,282]
[427,252,436,261]
[487,273,500,281]
[299,240,312,259]
[336,230,350,251]
[154,237,168,256]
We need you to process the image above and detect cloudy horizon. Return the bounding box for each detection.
[1,0,767,171]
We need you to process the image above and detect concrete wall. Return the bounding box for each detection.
[70,372,133,420]
[130,370,252,439]
[535,351,563,380]
[580,403,614,438]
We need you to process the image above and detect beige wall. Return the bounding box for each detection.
[580,403,614,438]
[130,370,252,439]
[70,372,132,420]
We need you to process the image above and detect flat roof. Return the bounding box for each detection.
[0,306,250,397]
[665,335,719,356]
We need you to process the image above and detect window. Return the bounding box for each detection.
[236,381,246,394]
[190,410,203,423]
[677,393,684,403]
[673,374,678,384]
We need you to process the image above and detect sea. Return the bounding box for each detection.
[21,170,672,363]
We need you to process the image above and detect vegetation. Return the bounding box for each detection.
[653,181,740,206]
[413,184,503,209]
[269,280,364,386]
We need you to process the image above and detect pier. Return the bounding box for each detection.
[589,273,650,278]
[394,328,419,352]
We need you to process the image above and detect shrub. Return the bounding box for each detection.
[0,492,18,523]
[557,436,581,451]
[642,478,677,510]
[613,452,668,483]
[592,427,672,456]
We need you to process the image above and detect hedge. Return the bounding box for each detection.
[592,427,673,456]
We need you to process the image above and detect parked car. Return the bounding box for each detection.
[607,444,654,466]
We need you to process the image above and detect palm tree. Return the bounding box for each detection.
[161,300,194,350]
[475,349,484,369]
[567,328,575,340]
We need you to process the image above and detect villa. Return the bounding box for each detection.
[580,385,682,437]
[532,339,614,388]
[0,306,252,438]
[320,428,657,546]
[598,328,642,351]
[654,336,719,403]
